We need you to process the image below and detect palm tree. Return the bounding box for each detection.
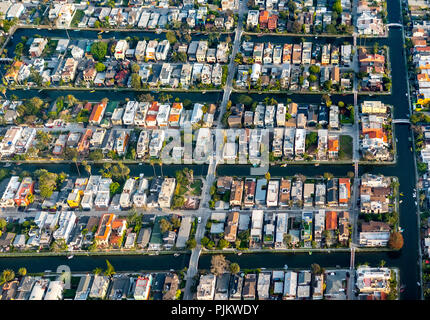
[0,269,15,285]
[73,156,81,176]
[93,267,103,275]
[18,267,27,277]
[160,160,164,177]
[150,158,156,176]
[0,86,7,99]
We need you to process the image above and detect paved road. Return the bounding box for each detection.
[216,0,247,127]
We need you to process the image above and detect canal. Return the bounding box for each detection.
[0,0,420,300]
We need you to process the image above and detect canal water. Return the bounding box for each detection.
[0,0,420,300]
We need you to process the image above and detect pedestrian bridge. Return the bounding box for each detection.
[392,119,411,124]
[387,23,403,28]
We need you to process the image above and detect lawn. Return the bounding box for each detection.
[339,135,353,160]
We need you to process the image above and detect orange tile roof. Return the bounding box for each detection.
[112,219,126,229]
[328,138,339,152]
[95,213,114,241]
[365,129,387,142]
[89,101,107,123]
[259,10,269,23]
[325,211,338,230]
[418,73,430,81]
[168,114,180,122]
[171,102,183,111]
[148,101,159,112]
[339,178,351,202]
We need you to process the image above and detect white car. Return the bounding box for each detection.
[198,217,202,223]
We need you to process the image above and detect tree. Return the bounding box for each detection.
[160,218,173,234]
[309,74,317,82]
[210,255,229,275]
[166,30,177,44]
[171,216,181,229]
[218,239,230,249]
[90,41,108,61]
[323,80,332,92]
[18,267,27,277]
[0,218,6,231]
[131,63,140,74]
[324,172,334,180]
[89,149,104,161]
[51,239,68,252]
[95,62,106,72]
[388,232,404,250]
[237,94,253,106]
[309,65,320,74]
[110,162,130,182]
[93,267,103,275]
[186,239,197,249]
[104,260,116,277]
[37,170,58,199]
[326,24,337,34]
[332,0,342,14]
[0,269,15,284]
[84,164,91,176]
[109,182,121,197]
[229,263,240,274]
[291,21,302,33]
[283,233,292,247]
[131,73,142,89]
[311,263,323,275]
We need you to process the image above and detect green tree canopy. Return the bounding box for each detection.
[90,41,108,61]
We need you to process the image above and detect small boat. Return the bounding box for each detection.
[415,201,418,205]
[98,30,104,34]
[90,90,95,93]
[67,255,74,260]
[38,89,43,93]
[417,282,421,286]
[284,264,288,270]
[237,252,242,256]
[400,192,403,196]
[309,251,312,255]
[174,253,180,257]
[105,31,110,33]
[314,163,319,166]
[399,200,403,203]
[398,227,404,233]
